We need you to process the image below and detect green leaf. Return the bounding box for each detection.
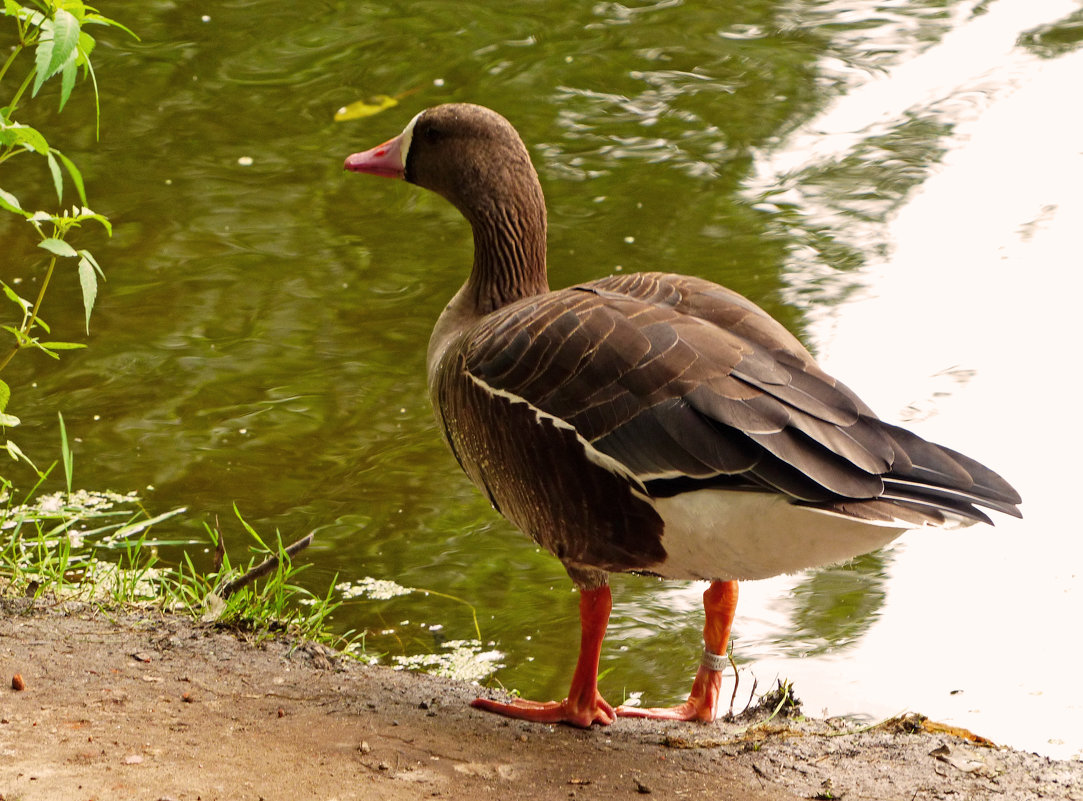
[46,150,64,202]
[59,55,77,111]
[2,1,38,24]
[0,379,10,413]
[71,206,111,235]
[1,283,30,310]
[78,248,104,277]
[29,342,61,359]
[4,440,37,470]
[58,411,73,493]
[53,149,86,204]
[38,237,79,257]
[76,29,95,61]
[58,0,87,21]
[32,9,82,96]
[83,12,139,40]
[0,413,20,428]
[0,122,49,154]
[5,3,43,26]
[32,25,57,96]
[0,188,25,215]
[38,341,86,350]
[78,255,97,332]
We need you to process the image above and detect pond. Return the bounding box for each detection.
[3,0,1080,759]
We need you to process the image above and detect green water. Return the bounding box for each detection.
[4,0,1081,758]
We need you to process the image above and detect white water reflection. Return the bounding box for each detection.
[742,0,1083,759]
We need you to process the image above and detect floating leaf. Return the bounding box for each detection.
[334,94,398,122]
[336,577,414,600]
[0,379,10,413]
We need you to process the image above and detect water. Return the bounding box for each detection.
[3,0,1080,758]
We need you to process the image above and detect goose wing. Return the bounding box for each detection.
[463,272,1021,525]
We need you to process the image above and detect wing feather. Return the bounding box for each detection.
[461,272,1021,523]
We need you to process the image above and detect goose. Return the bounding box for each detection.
[344,103,1021,728]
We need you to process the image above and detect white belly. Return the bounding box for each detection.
[651,490,908,582]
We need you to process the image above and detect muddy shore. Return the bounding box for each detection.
[2,600,1080,800]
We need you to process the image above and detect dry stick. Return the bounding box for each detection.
[218,533,314,599]
[727,646,740,716]
[212,515,226,573]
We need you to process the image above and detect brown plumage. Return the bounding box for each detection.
[345,103,1021,727]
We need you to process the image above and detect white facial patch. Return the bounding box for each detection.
[398,110,423,170]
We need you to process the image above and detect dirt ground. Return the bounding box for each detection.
[2,599,1080,801]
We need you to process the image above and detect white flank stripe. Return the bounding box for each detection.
[465,373,647,492]
[466,373,913,583]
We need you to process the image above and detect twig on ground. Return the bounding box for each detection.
[219,533,314,599]
[727,644,740,717]
[212,515,225,573]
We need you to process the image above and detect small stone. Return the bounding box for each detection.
[11,674,25,691]
[359,740,371,754]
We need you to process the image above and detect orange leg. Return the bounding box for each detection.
[471,585,616,727]
[616,580,738,722]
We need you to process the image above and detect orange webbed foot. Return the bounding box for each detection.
[471,692,616,727]
[615,659,726,722]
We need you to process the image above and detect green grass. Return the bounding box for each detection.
[0,487,363,653]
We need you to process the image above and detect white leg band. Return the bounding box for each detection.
[701,648,729,672]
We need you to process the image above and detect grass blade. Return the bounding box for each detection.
[58,411,73,493]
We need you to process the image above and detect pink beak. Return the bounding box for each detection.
[344,132,406,179]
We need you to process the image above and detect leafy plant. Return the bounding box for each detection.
[0,480,186,600]
[0,1,134,482]
[169,508,347,644]
[0,486,359,651]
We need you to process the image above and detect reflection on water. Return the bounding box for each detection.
[3,0,1080,758]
